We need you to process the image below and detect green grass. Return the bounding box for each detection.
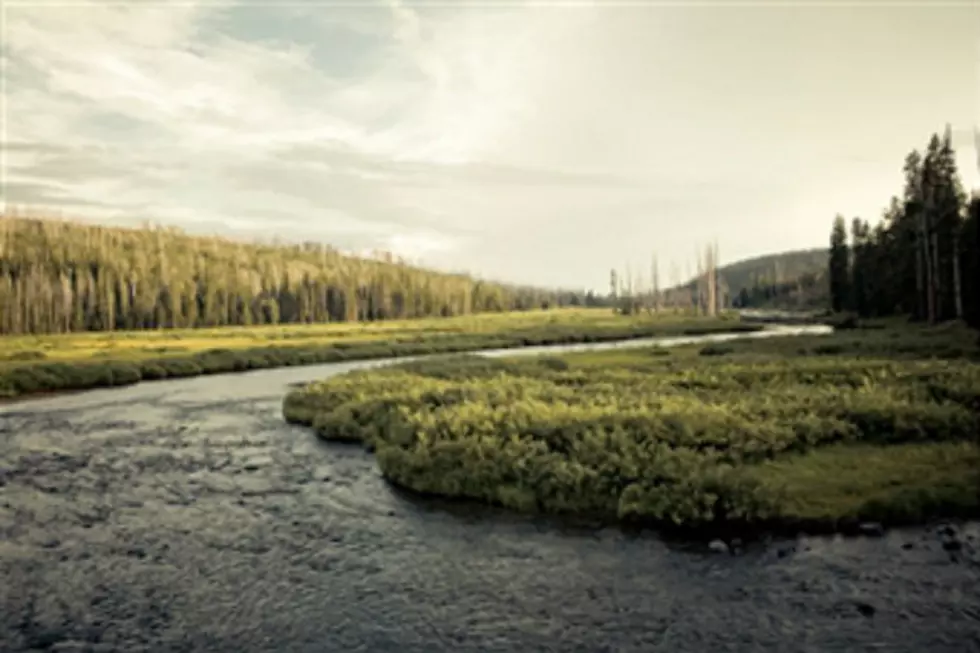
[284,321,980,535]
[0,308,759,399]
[742,442,980,525]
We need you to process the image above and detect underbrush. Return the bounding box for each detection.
[0,313,759,399]
[284,325,980,534]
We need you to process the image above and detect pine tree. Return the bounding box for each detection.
[829,215,850,313]
[826,127,977,327]
[963,195,980,328]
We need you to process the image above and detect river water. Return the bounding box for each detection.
[1,326,977,652]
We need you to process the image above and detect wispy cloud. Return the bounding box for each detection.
[2,0,978,287]
[1,0,612,270]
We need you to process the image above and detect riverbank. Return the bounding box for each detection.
[0,309,759,400]
[284,321,980,537]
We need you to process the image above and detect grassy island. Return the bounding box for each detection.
[284,321,980,534]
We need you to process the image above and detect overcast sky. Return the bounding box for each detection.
[3,0,979,290]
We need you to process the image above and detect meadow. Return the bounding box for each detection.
[0,308,757,399]
[284,320,980,534]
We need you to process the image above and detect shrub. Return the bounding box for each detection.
[284,334,980,532]
[699,345,735,357]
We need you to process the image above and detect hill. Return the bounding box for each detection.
[722,248,829,310]
[666,248,830,311]
[719,248,827,293]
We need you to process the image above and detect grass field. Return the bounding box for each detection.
[0,308,758,399]
[284,320,980,535]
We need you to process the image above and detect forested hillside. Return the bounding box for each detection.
[660,248,830,311]
[827,126,980,328]
[0,213,596,336]
[720,249,828,295]
[722,249,829,309]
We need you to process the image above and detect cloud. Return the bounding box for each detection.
[3,0,979,289]
[1,0,628,269]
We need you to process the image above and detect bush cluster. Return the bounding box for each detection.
[285,333,980,531]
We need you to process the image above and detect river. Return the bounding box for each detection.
[1,325,977,652]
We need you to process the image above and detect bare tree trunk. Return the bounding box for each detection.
[620,274,627,313]
[705,247,711,316]
[919,214,936,324]
[704,245,711,317]
[609,268,618,314]
[0,213,8,260]
[931,231,941,321]
[915,243,925,320]
[634,271,647,314]
[695,248,704,316]
[711,242,720,316]
[670,262,680,310]
[704,244,715,317]
[651,254,660,312]
[625,263,634,315]
[716,242,722,313]
[953,231,964,319]
[703,248,709,316]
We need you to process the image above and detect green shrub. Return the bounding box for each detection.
[699,345,735,357]
[284,335,980,533]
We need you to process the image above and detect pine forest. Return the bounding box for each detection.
[0,213,597,336]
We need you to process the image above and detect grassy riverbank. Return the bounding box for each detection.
[284,321,980,535]
[0,309,757,399]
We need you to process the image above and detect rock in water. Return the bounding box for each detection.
[854,601,876,618]
[859,522,885,537]
[941,538,963,552]
[708,539,729,554]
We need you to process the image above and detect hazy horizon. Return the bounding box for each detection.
[3,0,979,291]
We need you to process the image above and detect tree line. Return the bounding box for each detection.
[828,126,980,328]
[0,213,597,336]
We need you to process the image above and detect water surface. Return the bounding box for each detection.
[1,326,976,652]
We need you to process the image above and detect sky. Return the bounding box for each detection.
[2,0,979,291]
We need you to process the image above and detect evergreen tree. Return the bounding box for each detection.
[826,126,977,327]
[849,218,872,316]
[963,195,980,328]
[934,126,967,320]
[829,215,850,313]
